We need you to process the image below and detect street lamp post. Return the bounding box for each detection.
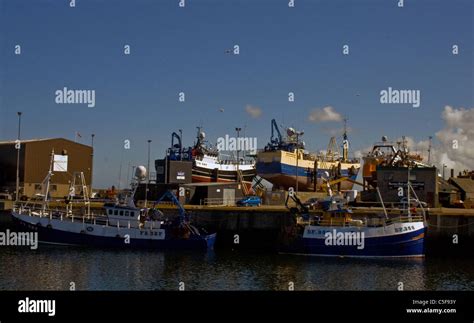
[179,129,183,160]
[15,112,22,202]
[90,134,95,189]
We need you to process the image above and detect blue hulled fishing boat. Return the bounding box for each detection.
[11,152,216,250]
[280,169,427,257]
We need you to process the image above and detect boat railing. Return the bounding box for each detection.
[17,204,102,222]
[386,215,424,224]
[307,213,424,228]
[16,204,161,230]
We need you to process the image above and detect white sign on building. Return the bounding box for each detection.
[53,155,68,172]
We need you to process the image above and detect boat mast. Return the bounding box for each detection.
[407,166,411,217]
[376,187,388,219]
[43,150,55,213]
[342,118,349,162]
[408,178,426,221]
[79,172,91,216]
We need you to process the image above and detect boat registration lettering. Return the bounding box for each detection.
[304,228,361,238]
[306,229,327,236]
[304,228,334,237]
[395,225,416,233]
[140,230,164,237]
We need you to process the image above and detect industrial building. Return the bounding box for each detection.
[0,138,93,199]
[437,178,460,207]
[449,177,474,208]
[360,166,439,207]
[155,158,193,185]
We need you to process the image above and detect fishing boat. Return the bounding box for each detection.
[11,151,216,250]
[280,168,427,257]
[362,136,429,188]
[160,128,256,192]
[256,119,360,191]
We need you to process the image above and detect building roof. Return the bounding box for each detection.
[0,138,91,148]
[0,138,53,144]
[438,178,458,193]
[449,178,474,193]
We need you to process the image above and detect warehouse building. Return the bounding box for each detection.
[0,138,93,199]
[372,166,438,207]
[438,178,460,207]
[155,158,193,185]
[449,177,474,208]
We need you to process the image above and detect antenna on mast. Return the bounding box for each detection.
[342,118,349,162]
[343,118,348,137]
[427,136,432,165]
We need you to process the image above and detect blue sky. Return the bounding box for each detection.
[1,0,472,188]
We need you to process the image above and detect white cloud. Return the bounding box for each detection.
[308,106,342,123]
[430,106,474,173]
[354,106,474,175]
[245,105,262,118]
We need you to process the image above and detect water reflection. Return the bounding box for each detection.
[0,247,472,291]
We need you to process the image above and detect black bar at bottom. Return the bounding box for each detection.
[0,291,471,321]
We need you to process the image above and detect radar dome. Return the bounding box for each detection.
[135,166,147,181]
[321,171,330,180]
[287,127,295,137]
[199,132,206,140]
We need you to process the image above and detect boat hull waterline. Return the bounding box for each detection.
[280,222,426,257]
[12,213,216,250]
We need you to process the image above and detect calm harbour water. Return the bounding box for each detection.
[0,246,473,291]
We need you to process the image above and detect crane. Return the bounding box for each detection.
[153,190,187,222]
[269,119,283,149]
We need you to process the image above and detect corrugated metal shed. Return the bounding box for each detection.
[0,138,93,198]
